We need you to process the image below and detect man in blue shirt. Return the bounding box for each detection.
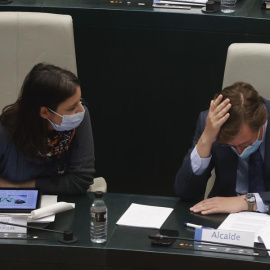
[174,82,270,214]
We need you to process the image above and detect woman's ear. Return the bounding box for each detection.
[40,107,50,119]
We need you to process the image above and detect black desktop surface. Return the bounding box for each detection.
[0,193,268,270]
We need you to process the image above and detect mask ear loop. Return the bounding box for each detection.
[47,108,63,127]
[47,118,60,127]
[47,108,63,118]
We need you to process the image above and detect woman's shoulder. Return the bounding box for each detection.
[83,104,90,114]
[73,105,93,139]
[80,105,91,127]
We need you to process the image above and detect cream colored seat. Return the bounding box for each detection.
[88,177,107,193]
[0,12,106,193]
[223,43,270,99]
[205,43,270,198]
[0,12,77,112]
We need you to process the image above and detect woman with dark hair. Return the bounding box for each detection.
[0,63,95,194]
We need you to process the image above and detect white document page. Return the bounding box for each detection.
[154,0,207,5]
[0,195,58,223]
[218,212,270,243]
[30,202,75,220]
[116,203,173,229]
[0,196,75,223]
[28,195,58,222]
[161,0,206,3]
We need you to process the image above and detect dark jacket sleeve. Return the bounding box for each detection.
[174,110,214,202]
[35,107,95,195]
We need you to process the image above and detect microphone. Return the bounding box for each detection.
[0,220,77,244]
[148,233,270,252]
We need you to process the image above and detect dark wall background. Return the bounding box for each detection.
[74,23,239,196]
[1,1,270,196]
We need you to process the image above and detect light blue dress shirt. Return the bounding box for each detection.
[190,122,269,213]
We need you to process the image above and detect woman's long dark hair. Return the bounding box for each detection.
[0,63,80,159]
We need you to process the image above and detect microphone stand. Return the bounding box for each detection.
[0,220,77,244]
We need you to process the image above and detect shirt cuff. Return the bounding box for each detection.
[254,193,269,213]
[190,145,211,175]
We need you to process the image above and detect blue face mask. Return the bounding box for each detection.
[47,108,85,131]
[230,128,263,159]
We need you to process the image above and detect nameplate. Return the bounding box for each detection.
[195,228,255,247]
[0,216,27,234]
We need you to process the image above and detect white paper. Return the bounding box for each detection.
[30,202,75,220]
[218,212,270,243]
[116,203,173,229]
[28,195,58,223]
[0,195,74,223]
[154,0,206,5]
[0,195,58,222]
[169,0,207,3]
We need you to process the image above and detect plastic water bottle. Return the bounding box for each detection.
[90,191,108,243]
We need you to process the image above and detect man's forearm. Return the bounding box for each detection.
[197,134,214,158]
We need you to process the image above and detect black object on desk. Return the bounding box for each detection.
[202,0,219,12]
[151,229,179,246]
[0,220,77,243]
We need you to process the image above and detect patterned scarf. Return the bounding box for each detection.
[44,129,76,175]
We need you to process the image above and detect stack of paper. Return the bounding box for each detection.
[116,203,173,229]
[218,212,270,255]
[153,0,207,7]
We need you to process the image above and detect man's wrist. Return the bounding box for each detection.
[197,135,214,158]
[244,193,256,211]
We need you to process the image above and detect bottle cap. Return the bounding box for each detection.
[94,191,104,198]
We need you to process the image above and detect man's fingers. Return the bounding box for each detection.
[190,203,220,214]
[212,94,223,107]
[201,208,219,215]
[214,98,230,114]
[190,200,214,212]
[218,113,230,125]
[208,102,231,130]
[217,103,231,117]
[209,95,223,112]
[208,98,231,127]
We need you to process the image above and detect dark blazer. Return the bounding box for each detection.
[174,99,270,206]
